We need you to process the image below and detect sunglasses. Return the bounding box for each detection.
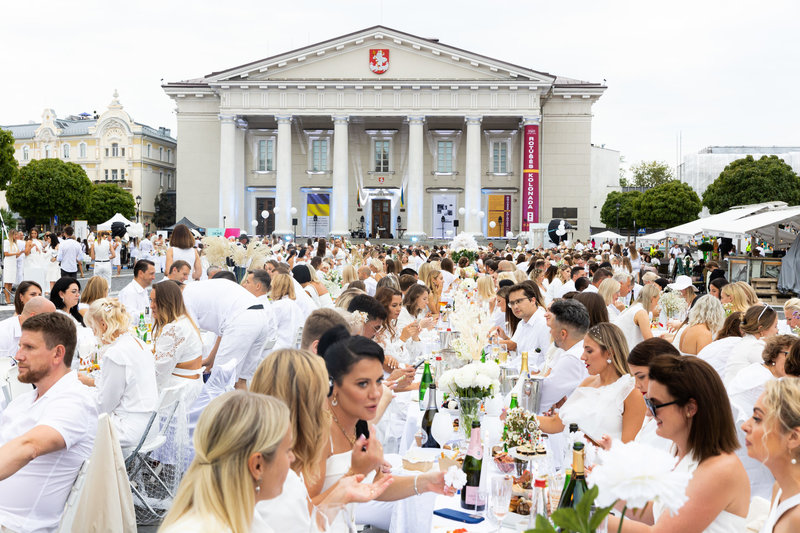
[645,397,679,417]
[758,304,772,321]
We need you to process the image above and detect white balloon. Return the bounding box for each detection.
[445,230,453,235]
[251,220,258,227]
[290,207,298,215]
[489,221,497,228]
[507,232,514,238]
[458,207,466,216]
[431,411,454,447]
[261,210,269,219]
[478,211,485,219]
[273,206,280,213]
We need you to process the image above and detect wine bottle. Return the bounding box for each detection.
[137,313,148,342]
[421,384,440,448]
[509,394,519,410]
[419,361,432,410]
[520,351,529,376]
[460,420,484,511]
[557,442,588,510]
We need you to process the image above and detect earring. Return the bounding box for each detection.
[793,458,797,465]
[331,395,338,407]
[606,359,612,364]
[255,479,262,493]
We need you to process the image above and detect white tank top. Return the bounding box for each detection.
[94,240,111,261]
[170,246,197,277]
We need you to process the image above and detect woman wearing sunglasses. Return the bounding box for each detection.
[779,298,800,335]
[724,304,779,387]
[609,354,749,532]
[741,378,800,533]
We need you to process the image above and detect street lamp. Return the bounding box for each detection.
[136,195,142,223]
[615,201,621,236]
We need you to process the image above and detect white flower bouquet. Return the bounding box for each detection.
[438,361,500,439]
[448,291,495,362]
[202,236,233,267]
[659,290,687,319]
[450,233,479,264]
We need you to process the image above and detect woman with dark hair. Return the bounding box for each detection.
[293,264,329,308]
[697,311,744,377]
[50,276,83,326]
[609,354,749,532]
[13,280,42,315]
[573,291,609,327]
[310,329,452,530]
[708,277,729,300]
[725,304,779,386]
[374,286,421,361]
[316,237,328,258]
[166,224,201,281]
[396,284,435,337]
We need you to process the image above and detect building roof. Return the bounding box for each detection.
[698,146,800,155]
[3,118,176,143]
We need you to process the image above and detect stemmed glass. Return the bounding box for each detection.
[489,474,513,531]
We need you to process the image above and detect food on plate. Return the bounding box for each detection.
[402,450,433,472]
[438,450,464,471]
[509,495,531,515]
[493,451,516,474]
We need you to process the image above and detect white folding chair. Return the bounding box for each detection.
[1,362,34,403]
[56,458,90,532]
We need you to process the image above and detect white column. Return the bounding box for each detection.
[233,118,247,230]
[275,115,293,236]
[331,115,349,237]
[407,116,425,237]
[218,114,237,228]
[464,116,482,235]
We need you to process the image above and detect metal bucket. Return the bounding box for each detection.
[498,367,519,397]
[519,375,545,414]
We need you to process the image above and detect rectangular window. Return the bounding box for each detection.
[168,173,173,189]
[374,140,390,172]
[492,141,508,173]
[167,149,171,163]
[104,169,108,180]
[159,147,163,161]
[311,139,328,171]
[147,144,151,158]
[257,139,275,171]
[159,171,164,188]
[111,144,119,157]
[120,169,125,180]
[437,141,453,173]
[111,169,118,180]
[105,148,109,157]
[62,144,69,159]
[79,143,86,158]
[121,147,125,157]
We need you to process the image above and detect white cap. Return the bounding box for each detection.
[667,275,696,292]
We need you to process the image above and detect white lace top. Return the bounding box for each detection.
[153,316,204,390]
[613,303,646,349]
[558,374,635,442]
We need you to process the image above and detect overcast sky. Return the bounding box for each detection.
[2,0,797,173]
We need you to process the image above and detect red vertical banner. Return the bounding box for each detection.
[504,194,511,235]
[522,124,540,230]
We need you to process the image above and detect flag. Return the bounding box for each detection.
[356,184,361,208]
[400,187,405,208]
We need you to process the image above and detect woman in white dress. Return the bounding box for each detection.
[160,391,293,533]
[23,228,47,289]
[546,263,570,301]
[44,233,61,293]
[111,236,122,275]
[613,284,660,349]
[308,264,334,308]
[728,335,798,500]
[599,278,623,320]
[374,286,422,366]
[608,354,750,533]
[725,304,779,386]
[165,224,202,282]
[14,231,25,286]
[268,274,306,350]
[77,276,109,318]
[697,311,744,377]
[293,264,331,308]
[3,229,21,302]
[80,298,158,452]
[676,294,726,355]
[538,323,646,443]
[741,378,800,533]
[90,230,114,285]
[396,284,435,337]
[251,349,394,533]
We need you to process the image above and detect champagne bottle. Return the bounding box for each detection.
[137,313,148,342]
[509,394,519,409]
[419,361,432,410]
[520,351,529,376]
[557,442,589,510]
[421,384,440,448]
[502,394,518,452]
[460,420,484,511]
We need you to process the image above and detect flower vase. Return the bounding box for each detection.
[458,397,482,440]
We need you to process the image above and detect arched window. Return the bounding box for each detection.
[79,142,87,158]
[111,143,119,157]
[62,144,70,159]
[22,146,29,161]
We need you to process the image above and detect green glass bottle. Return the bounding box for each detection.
[557,442,589,510]
[480,348,486,363]
[460,420,484,511]
[419,361,433,410]
[509,394,519,410]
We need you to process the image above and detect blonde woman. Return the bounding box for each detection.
[720,281,759,314]
[78,275,109,317]
[368,258,385,282]
[341,265,358,286]
[598,278,623,319]
[537,323,646,443]
[112,236,122,275]
[679,294,726,355]
[417,262,433,287]
[269,274,305,350]
[81,298,158,451]
[307,264,334,308]
[612,284,660,349]
[251,350,393,532]
[476,276,497,312]
[160,391,293,533]
[423,268,443,316]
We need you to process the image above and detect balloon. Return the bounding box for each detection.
[251,220,258,227]
[458,207,466,216]
[489,221,497,228]
[507,232,514,238]
[290,207,298,215]
[471,208,478,216]
[273,206,280,213]
[431,411,454,447]
[478,211,485,219]
[261,210,269,219]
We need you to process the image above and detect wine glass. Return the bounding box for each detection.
[489,474,513,531]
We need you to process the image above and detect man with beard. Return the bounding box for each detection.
[0,312,97,532]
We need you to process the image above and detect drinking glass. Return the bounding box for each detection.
[489,474,513,531]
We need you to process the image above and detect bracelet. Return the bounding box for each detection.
[413,474,420,495]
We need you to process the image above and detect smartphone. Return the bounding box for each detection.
[433,509,484,524]
[355,419,370,440]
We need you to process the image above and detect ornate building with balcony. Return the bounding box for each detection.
[2,91,177,229]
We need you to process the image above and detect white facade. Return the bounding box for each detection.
[680,146,800,196]
[163,26,606,239]
[590,145,621,229]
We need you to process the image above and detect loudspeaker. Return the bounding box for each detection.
[292,218,298,226]
[453,220,460,227]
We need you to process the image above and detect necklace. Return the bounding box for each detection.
[330,405,356,446]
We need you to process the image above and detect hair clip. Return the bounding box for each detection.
[101,302,114,313]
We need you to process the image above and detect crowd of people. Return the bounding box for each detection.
[0,225,799,533]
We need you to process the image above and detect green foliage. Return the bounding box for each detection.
[600,190,641,229]
[629,160,675,188]
[84,183,136,225]
[702,155,800,214]
[0,208,18,231]
[634,181,701,229]
[0,128,19,190]
[450,249,478,265]
[153,192,176,228]
[525,485,615,533]
[6,159,92,225]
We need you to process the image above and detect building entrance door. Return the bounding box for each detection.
[371,199,391,239]
[256,197,275,235]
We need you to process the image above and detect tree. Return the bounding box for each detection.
[634,180,701,228]
[153,191,176,228]
[600,190,641,230]
[84,183,136,225]
[6,159,92,226]
[702,155,800,214]
[628,160,674,188]
[0,128,18,190]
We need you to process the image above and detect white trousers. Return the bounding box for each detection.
[93,262,112,285]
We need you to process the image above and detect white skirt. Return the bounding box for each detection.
[3,256,16,285]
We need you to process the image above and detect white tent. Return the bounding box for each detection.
[591,230,625,241]
[663,202,786,239]
[638,230,668,245]
[97,213,134,231]
[702,206,800,247]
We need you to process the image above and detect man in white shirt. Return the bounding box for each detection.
[183,278,276,388]
[491,283,550,367]
[613,271,634,307]
[574,240,585,253]
[0,297,56,359]
[557,266,586,298]
[0,312,98,533]
[118,259,156,322]
[358,266,377,296]
[583,268,612,294]
[539,299,590,413]
[56,226,84,278]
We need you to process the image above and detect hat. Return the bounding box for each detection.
[667,275,696,292]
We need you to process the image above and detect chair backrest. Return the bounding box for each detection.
[125,383,184,462]
[56,457,90,533]
[188,358,238,433]
[3,364,34,403]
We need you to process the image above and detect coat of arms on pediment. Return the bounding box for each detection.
[369,49,389,74]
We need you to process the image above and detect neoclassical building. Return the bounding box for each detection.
[3,92,176,228]
[164,26,606,239]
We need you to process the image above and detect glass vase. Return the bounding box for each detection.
[458,396,482,440]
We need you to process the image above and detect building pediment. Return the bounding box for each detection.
[192,26,557,87]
